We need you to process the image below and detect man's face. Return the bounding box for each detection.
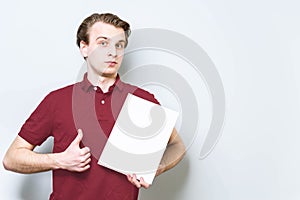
[80,21,126,78]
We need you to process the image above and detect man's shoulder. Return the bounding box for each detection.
[48,84,75,97]
[39,83,81,106]
[121,81,160,105]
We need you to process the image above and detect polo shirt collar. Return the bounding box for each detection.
[80,73,125,92]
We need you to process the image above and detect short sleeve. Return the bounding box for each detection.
[132,88,160,105]
[18,92,54,146]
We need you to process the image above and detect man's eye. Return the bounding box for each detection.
[116,43,125,49]
[99,41,108,46]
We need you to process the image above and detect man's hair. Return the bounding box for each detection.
[76,13,131,48]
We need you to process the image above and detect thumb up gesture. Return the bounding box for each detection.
[54,129,91,172]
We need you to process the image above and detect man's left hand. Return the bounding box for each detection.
[127,174,150,189]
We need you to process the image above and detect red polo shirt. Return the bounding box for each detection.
[18,74,159,200]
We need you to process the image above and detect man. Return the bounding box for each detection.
[3,13,185,200]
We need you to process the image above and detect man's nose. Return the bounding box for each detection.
[107,45,117,58]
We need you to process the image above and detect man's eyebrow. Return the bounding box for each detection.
[95,36,125,43]
[118,39,126,43]
[95,36,108,41]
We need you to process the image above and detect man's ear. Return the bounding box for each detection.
[79,41,88,58]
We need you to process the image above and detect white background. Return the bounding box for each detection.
[1,0,300,199]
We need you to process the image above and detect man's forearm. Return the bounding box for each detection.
[157,130,186,176]
[3,132,91,174]
[3,135,61,174]
[3,148,59,174]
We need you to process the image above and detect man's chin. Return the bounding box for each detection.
[98,71,118,78]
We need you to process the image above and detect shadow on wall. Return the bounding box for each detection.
[139,156,190,200]
[20,172,52,199]
[19,138,53,200]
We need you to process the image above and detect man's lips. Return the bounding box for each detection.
[105,61,118,66]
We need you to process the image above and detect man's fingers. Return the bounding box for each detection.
[139,177,150,189]
[132,174,141,188]
[81,153,91,163]
[59,129,93,172]
[79,157,91,167]
[127,174,150,189]
[127,174,132,182]
[77,164,90,172]
[80,146,90,155]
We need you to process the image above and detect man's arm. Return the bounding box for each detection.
[2,129,91,174]
[156,128,186,176]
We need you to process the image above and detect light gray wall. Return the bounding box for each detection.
[1,0,300,199]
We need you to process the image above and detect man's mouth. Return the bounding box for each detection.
[105,61,118,66]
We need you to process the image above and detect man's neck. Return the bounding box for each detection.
[87,72,117,93]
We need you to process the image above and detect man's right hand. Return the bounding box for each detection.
[53,129,91,172]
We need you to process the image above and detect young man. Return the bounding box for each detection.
[3,13,185,200]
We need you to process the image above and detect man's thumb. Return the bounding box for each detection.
[72,129,83,146]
